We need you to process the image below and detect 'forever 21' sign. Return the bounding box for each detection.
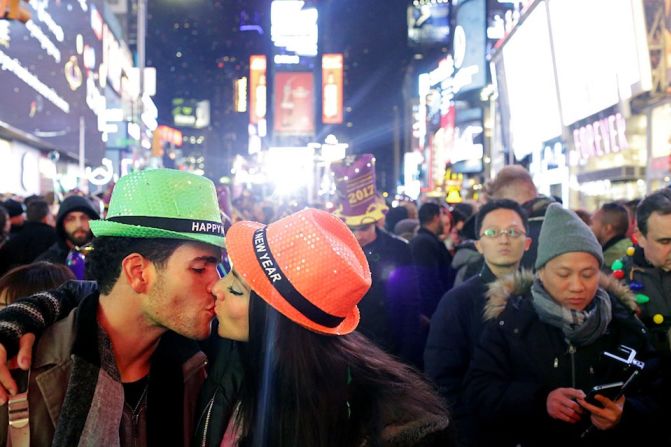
[571,111,629,162]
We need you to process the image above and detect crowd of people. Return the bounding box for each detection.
[0,161,667,446]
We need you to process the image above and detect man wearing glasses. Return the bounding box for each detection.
[425,199,531,446]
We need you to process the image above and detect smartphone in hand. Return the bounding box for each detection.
[584,381,624,407]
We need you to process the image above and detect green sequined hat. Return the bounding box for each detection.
[90,169,225,248]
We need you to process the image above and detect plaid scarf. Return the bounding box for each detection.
[531,278,612,347]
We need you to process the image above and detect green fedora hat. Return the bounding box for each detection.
[90,169,225,247]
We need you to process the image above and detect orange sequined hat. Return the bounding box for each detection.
[226,208,372,335]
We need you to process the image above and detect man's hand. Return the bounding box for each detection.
[0,334,35,404]
[577,394,625,430]
[546,387,586,424]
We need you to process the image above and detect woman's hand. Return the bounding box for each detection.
[577,394,625,430]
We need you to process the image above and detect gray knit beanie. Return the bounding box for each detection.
[535,203,604,269]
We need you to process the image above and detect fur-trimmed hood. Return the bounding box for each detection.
[483,270,638,321]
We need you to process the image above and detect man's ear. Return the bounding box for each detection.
[475,239,483,254]
[604,223,615,237]
[524,236,532,252]
[120,253,154,294]
[634,228,646,249]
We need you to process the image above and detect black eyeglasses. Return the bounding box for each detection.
[480,227,526,239]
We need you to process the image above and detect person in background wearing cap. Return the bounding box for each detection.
[0,200,56,275]
[464,203,659,446]
[590,202,632,274]
[2,199,25,237]
[0,169,225,446]
[332,154,424,367]
[191,208,452,446]
[35,195,100,267]
[615,189,671,354]
[425,199,531,446]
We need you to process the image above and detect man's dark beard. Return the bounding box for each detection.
[66,230,93,247]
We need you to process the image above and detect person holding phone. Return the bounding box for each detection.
[464,203,660,446]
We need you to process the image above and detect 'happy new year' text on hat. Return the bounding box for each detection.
[90,169,225,248]
[226,208,372,335]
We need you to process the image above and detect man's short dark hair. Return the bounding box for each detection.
[599,202,629,236]
[86,237,190,294]
[636,189,671,236]
[26,200,50,223]
[418,202,442,226]
[475,199,529,238]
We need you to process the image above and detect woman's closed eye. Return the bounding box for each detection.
[228,286,244,296]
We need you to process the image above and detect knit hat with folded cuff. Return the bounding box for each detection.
[535,203,603,269]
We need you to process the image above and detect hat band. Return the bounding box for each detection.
[107,216,225,236]
[253,227,345,328]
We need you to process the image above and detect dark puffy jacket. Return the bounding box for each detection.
[410,227,455,318]
[619,246,671,353]
[359,228,423,366]
[465,271,662,446]
[424,264,496,446]
[0,221,56,274]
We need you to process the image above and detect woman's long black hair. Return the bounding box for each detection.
[234,291,448,447]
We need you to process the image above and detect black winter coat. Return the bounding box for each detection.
[0,222,57,274]
[35,239,70,265]
[465,271,661,446]
[424,264,497,446]
[620,246,671,353]
[359,228,423,366]
[410,228,455,319]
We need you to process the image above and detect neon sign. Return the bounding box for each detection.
[572,112,629,161]
[0,49,70,112]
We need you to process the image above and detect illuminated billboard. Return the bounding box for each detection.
[407,3,451,47]
[273,72,315,136]
[0,0,129,163]
[499,1,562,160]
[548,0,652,125]
[271,0,318,57]
[171,98,211,129]
[322,53,343,124]
[249,55,267,124]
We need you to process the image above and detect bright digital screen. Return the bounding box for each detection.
[451,0,486,94]
[271,0,318,57]
[322,53,343,124]
[0,0,114,163]
[273,72,315,136]
[407,3,451,47]
[501,2,562,160]
[548,0,652,125]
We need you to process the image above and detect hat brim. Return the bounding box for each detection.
[227,221,360,335]
[333,197,389,227]
[90,220,225,248]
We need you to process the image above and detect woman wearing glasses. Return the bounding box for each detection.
[464,203,660,446]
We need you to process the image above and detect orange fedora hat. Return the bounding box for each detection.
[226,208,372,335]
